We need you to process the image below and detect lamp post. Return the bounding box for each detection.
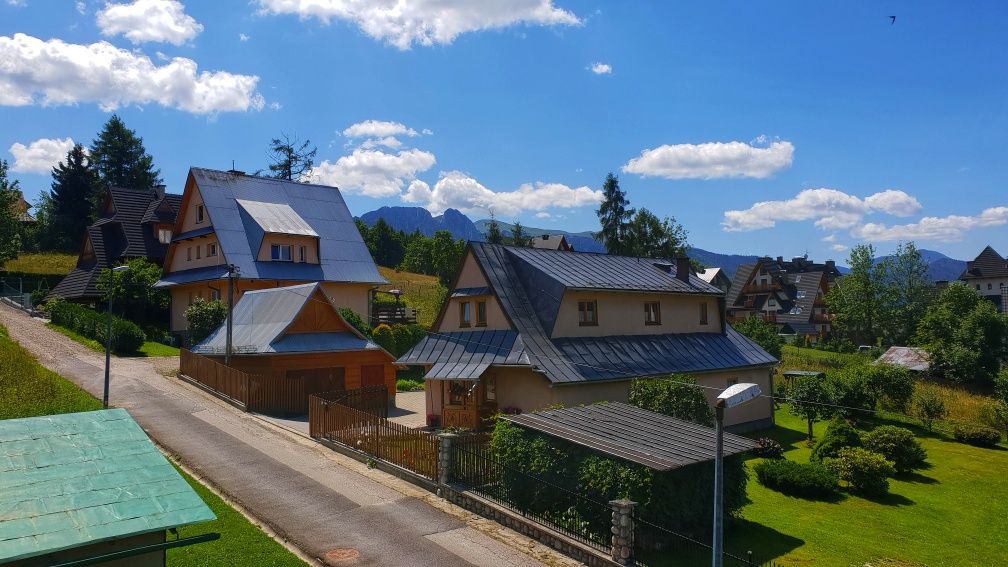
[712,382,762,567]
[103,265,130,408]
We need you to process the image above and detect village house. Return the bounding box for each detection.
[726,255,841,342]
[959,245,1008,313]
[698,266,732,294]
[50,185,180,304]
[399,243,778,431]
[531,234,574,251]
[10,190,35,223]
[154,168,386,342]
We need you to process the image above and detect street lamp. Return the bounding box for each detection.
[712,382,762,567]
[103,265,130,408]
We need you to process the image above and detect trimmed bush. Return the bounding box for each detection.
[952,424,1001,447]
[861,425,927,474]
[754,459,838,499]
[46,299,145,354]
[395,378,424,392]
[338,307,371,338]
[392,323,427,358]
[183,298,227,345]
[811,419,861,462]
[753,437,784,458]
[825,447,895,496]
[372,324,395,353]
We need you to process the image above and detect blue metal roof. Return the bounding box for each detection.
[153,264,230,287]
[398,330,529,381]
[236,199,318,237]
[450,286,491,298]
[0,409,214,563]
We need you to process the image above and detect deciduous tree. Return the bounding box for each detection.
[0,160,23,264]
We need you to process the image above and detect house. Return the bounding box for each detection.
[531,234,574,251]
[875,346,930,373]
[0,409,215,566]
[10,190,35,222]
[399,243,778,431]
[698,267,731,294]
[190,282,397,405]
[50,185,180,304]
[959,245,1008,313]
[154,168,385,341]
[726,255,841,341]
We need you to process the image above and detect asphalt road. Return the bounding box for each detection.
[0,304,552,567]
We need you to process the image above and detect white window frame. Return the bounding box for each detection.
[207,243,217,257]
[158,228,172,244]
[271,244,292,262]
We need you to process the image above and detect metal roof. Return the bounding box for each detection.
[450,286,491,298]
[961,245,1008,279]
[504,402,757,470]
[875,346,930,372]
[398,329,529,379]
[0,409,214,563]
[236,199,319,237]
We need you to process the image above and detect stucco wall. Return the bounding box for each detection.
[255,234,320,263]
[439,295,510,331]
[551,290,721,337]
[178,184,207,233]
[168,233,224,272]
[455,251,489,288]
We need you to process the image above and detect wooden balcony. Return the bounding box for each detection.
[740,282,782,295]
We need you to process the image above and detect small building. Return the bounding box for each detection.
[875,346,930,373]
[0,409,215,566]
[191,282,397,406]
[10,190,35,223]
[50,186,181,304]
[959,245,1008,313]
[698,267,731,294]
[531,234,574,251]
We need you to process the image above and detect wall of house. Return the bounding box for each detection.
[178,184,208,233]
[439,295,510,332]
[168,233,224,272]
[255,234,320,264]
[286,290,351,334]
[455,252,489,288]
[551,290,721,337]
[319,282,372,320]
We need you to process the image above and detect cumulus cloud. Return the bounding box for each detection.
[309,148,437,198]
[97,0,203,45]
[343,120,419,139]
[75,0,86,14]
[623,140,794,180]
[406,170,602,216]
[722,188,921,232]
[589,62,611,74]
[257,0,580,49]
[852,207,1008,242]
[831,244,848,252]
[239,33,250,41]
[0,33,263,114]
[9,137,76,173]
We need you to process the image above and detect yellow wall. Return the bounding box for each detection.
[455,251,488,288]
[551,290,721,337]
[255,234,320,264]
[439,295,510,331]
[178,185,208,233]
[169,233,225,272]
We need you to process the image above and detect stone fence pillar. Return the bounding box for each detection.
[609,499,635,565]
[437,432,456,487]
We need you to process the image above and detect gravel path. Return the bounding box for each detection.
[0,304,565,567]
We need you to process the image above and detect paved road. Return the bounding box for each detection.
[0,305,559,567]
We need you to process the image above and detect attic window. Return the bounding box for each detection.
[578,300,598,326]
[796,290,806,299]
[197,205,205,224]
[158,228,172,244]
[271,244,292,262]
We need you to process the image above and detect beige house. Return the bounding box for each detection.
[959,245,1008,313]
[399,243,778,431]
[155,168,385,341]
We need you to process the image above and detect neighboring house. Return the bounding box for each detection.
[154,168,385,340]
[875,346,930,373]
[531,234,574,251]
[191,282,397,402]
[726,255,841,341]
[959,245,1008,313]
[399,243,778,431]
[50,185,180,304]
[0,409,214,566]
[10,190,35,222]
[698,267,731,294]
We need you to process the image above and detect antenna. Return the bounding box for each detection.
[232,159,235,171]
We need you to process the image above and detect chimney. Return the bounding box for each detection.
[676,257,692,283]
[776,256,783,264]
[825,260,836,270]
[153,184,165,198]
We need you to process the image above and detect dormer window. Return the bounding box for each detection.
[645,302,661,325]
[158,228,172,244]
[578,300,598,326]
[459,301,471,327]
[196,205,205,224]
[271,244,292,262]
[299,245,306,263]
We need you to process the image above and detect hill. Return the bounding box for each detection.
[872,249,966,282]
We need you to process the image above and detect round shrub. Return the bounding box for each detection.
[912,389,947,432]
[810,419,861,462]
[861,425,927,474]
[824,447,895,496]
[372,324,395,353]
[865,363,916,413]
[391,323,427,357]
[753,437,783,458]
[753,458,838,499]
[953,424,1002,447]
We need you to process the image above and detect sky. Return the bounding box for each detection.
[2,1,1007,262]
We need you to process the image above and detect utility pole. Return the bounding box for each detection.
[225,264,238,365]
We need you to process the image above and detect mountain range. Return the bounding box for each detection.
[358,206,967,281]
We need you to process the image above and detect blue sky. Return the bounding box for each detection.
[2,1,1007,261]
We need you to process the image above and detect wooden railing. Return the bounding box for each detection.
[370,305,418,326]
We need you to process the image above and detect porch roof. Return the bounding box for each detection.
[504,402,757,470]
[398,330,529,380]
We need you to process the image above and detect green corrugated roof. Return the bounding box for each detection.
[0,409,215,562]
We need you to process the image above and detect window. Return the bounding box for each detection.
[208,243,217,257]
[699,302,709,325]
[271,244,292,261]
[727,378,739,387]
[795,275,802,282]
[644,302,661,325]
[195,245,201,260]
[448,381,467,406]
[476,301,487,326]
[158,228,172,244]
[459,301,471,327]
[578,300,598,326]
[210,288,221,301]
[976,284,981,290]
[989,283,993,290]
[299,246,306,263]
[196,205,205,223]
[796,290,806,299]
[485,374,496,401]
[186,247,192,261]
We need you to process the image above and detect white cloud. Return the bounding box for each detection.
[535,211,552,219]
[257,0,580,50]
[852,207,1008,242]
[343,119,419,139]
[831,244,848,252]
[97,0,203,45]
[623,140,795,180]
[75,0,86,14]
[9,137,76,173]
[409,170,603,216]
[722,188,921,232]
[421,128,434,136]
[589,62,611,74]
[239,33,250,41]
[0,33,263,114]
[822,233,837,242]
[359,136,402,149]
[309,148,436,198]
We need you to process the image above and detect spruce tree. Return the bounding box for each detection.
[485,213,504,244]
[264,133,317,181]
[89,114,161,211]
[49,144,100,251]
[594,172,633,255]
[508,220,532,247]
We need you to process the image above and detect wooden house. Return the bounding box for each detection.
[959,245,1008,313]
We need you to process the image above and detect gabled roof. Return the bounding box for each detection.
[166,168,384,285]
[960,245,1008,280]
[875,346,930,372]
[398,329,529,380]
[725,263,755,307]
[531,234,571,251]
[0,409,213,563]
[698,267,725,284]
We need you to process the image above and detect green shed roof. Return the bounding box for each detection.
[0,409,215,562]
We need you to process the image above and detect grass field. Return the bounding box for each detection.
[377,266,447,328]
[46,322,180,357]
[1,252,77,275]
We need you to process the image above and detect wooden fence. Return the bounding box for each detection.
[180,348,251,408]
[309,394,439,480]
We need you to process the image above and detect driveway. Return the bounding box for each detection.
[0,305,563,567]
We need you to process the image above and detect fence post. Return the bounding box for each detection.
[609,499,635,566]
[436,432,456,489]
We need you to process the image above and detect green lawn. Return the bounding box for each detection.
[377,266,447,328]
[46,322,180,357]
[724,409,1008,566]
[1,252,77,275]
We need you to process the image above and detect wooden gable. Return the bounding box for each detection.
[285,289,351,334]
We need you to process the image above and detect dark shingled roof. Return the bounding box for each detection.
[505,402,757,470]
[960,245,1008,279]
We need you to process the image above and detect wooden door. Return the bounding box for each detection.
[361,365,385,388]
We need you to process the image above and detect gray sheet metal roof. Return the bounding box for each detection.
[398,329,529,375]
[875,346,930,372]
[425,361,492,381]
[153,265,231,288]
[451,286,490,297]
[171,168,384,285]
[505,402,757,470]
[236,199,319,237]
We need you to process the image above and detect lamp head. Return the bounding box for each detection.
[112,265,130,273]
[717,383,761,409]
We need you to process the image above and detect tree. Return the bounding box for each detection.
[732,314,782,359]
[89,115,161,204]
[0,160,22,264]
[429,230,465,286]
[827,244,886,345]
[624,208,689,259]
[628,374,714,426]
[184,298,228,344]
[508,220,532,247]
[878,242,934,346]
[47,144,100,251]
[788,373,837,441]
[594,172,633,255]
[368,218,405,267]
[263,133,317,181]
[912,389,945,432]
[98,258,170,327]
[485,213,504,245]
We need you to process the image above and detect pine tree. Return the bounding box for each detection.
[594,172,633,255]
[508,220,532,247]
[49,144,100,251]
[264,133,317,181]
[486,212,503,244]
[89,115,161,216]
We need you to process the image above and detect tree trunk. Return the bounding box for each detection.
[808,419,814,441]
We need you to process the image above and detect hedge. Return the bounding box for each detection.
[825,447,895,496]
[46,299,145,354]
[953,424,1002,447]
[861,426,927,474]
[753,458,838,499]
